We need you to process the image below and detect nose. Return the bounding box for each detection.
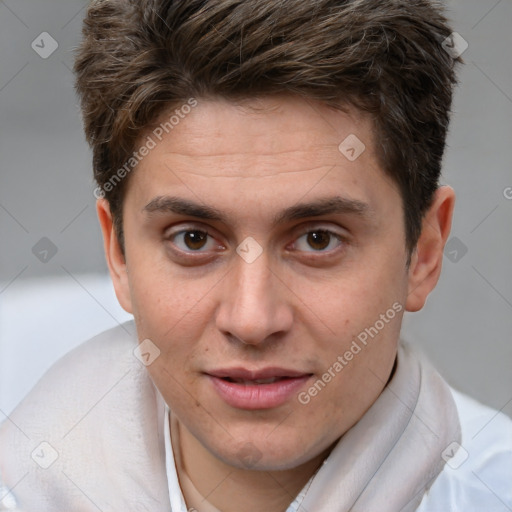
[214,248,294,346]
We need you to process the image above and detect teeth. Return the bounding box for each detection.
[253,377,279,384]
[229,377,281,385]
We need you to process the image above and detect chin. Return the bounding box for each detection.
[212,434,323,472]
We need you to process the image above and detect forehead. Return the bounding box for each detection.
[144,95,376,178]
[125,95,400,231]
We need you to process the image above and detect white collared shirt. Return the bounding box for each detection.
[164,407,314,512]
[164,388,512,512]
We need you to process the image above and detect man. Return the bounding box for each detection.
[1,0,511,510]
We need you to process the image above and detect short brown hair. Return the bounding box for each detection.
[74,0,461,253]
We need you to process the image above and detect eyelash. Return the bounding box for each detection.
[164,225,346,258]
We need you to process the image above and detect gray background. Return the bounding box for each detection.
[1,0,511,416]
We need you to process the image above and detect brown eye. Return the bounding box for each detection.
[306,231,331,251]
[294,229,343,253]
[170,230,213,252]
[183,231,208,250]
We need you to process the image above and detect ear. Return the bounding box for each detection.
[406,186,455,312]
[96,198,133,314]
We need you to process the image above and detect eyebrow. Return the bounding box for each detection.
[142,195,372,227]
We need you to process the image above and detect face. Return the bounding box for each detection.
[99,95,442,471]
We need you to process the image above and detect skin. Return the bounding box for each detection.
[97,95,455,512]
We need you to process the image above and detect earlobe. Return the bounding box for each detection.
[405,186,455,312]
[96,199,133,314]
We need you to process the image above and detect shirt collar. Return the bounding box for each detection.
[163,407,315,512]
[164,405,190,512]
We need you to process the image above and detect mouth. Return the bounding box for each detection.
[221,376,297,385]
[206,368,313,410]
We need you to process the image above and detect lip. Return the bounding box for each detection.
[207,367,309,380]
[206,367,312,410]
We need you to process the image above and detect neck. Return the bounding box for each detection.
[175,420,331,512]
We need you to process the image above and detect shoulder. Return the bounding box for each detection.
[417,387,512,512]
[0,320,140,447]
[0,321,169,511]
[1,320,140,424]
[2,321,141,427]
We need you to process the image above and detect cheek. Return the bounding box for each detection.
[127,249,209,332]
[293,258,406,346]
[291,253,405,410]
[127,268,219,390]
[129,274,214,410]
